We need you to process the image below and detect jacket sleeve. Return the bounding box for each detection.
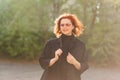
[79,43,89,74]
[39,40,52,70]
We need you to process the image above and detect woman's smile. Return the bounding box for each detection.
[63,29,68,32]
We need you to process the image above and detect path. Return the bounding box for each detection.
[0,61,120,80]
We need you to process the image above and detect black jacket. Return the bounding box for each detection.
[39,34,88,80]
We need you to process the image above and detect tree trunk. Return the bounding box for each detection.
[52,0,60,20]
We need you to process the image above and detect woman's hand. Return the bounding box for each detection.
[67,53,76,64]
[67,52,81,70]
[55,48,63,60]
[49,48,63,67]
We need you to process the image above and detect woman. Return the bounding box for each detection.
[39,13,89,80]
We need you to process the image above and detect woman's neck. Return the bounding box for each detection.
[63,33,73,36]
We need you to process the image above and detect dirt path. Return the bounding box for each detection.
[0,61,120,80]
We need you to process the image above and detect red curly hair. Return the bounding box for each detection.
[54,13,84,38]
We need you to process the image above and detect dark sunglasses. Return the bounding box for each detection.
[60,23,72,27]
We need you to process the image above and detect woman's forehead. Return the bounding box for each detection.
[60,18,71,23]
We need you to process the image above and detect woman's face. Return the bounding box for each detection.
[60,18,74,36]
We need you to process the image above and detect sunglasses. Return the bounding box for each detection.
[60,23,72,27]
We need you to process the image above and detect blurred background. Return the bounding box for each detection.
[0,0,120,67]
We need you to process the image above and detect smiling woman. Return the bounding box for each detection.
[39,13,89,80]
[54,13,84,38]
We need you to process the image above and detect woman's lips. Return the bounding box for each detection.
[63,29,68,32]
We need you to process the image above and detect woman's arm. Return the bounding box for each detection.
[66,43,89,72]
[39,41,52,69]
[49,49,63,67]
[67,53,81,70]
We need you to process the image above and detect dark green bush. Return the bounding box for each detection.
[0,26,53,59]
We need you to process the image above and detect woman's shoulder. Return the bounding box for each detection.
[75,38,85,46]
[46,38,59,45]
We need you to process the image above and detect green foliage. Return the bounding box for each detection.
[0,25,51,59]
[0,25,53,59]
[0,0,53,59]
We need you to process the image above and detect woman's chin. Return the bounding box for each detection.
[63,33,72,36]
